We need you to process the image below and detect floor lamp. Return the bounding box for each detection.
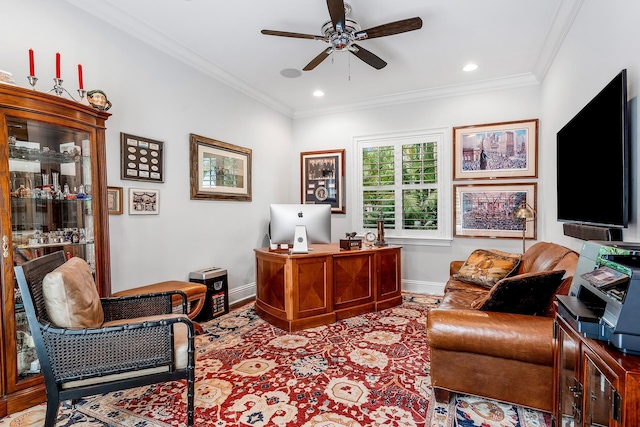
[515,201,536,254]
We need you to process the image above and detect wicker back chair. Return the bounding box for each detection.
[14,251,195,427]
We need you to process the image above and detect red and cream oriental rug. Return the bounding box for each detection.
[1,294,552,427]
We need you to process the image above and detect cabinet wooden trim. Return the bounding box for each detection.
[0,84,111,415]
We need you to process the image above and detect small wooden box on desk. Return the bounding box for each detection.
[254,243,402,331]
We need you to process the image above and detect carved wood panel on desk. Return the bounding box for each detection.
[254,244,402,331]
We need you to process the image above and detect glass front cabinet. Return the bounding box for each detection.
[0,84,111,416]
[555,315,640,427]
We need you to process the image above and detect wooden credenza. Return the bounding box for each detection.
[254,244,402,331]
[555,314,640,426]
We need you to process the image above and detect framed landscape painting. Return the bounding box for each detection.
[453,119,538,180]
[454,183,537,239]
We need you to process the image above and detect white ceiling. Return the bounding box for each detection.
[65,0,583,117]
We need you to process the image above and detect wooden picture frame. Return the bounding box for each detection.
[129,188,160,215]
[189,134,252,201]
[453,119,538,180]
[107,186,123,215]
[454,182,537,239]
[300,149,345,213]
[120,133,164,183]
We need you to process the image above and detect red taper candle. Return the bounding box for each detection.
[28,49,35,76]
[55,53,60,79]
[77,64,83,89]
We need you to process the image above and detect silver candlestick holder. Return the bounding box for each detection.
[27,75,38,90]
[77,89,86,101]
[48,78,78,101]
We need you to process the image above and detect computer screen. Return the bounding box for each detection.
[269,204,331,245]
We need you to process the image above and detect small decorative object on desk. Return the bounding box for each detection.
[87,89,112,111]
[339,231,362,250]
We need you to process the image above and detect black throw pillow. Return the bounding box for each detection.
[472,270,566,316]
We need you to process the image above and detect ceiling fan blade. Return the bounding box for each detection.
[303,47,333,71]
[350,44,387,70]
[355,17,423,40]
[326,0,346,32]
[261,29,325,41]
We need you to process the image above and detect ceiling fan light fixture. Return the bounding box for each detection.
[463,63,478,72]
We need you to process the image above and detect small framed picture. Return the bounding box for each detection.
[300,149,345,213]
[107,186,123,215]
[120,133,165,183]
[129,188,160,215]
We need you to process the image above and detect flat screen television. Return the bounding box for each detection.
[269,204,331,247]
[557,69,629,228]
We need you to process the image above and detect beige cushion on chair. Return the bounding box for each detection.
[42,257,104,328]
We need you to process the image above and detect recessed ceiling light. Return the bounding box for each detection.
[463,63,478,72]
[280,68,302,78]
[313,90,325,97]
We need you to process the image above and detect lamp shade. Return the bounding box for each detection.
[515,203,536,220]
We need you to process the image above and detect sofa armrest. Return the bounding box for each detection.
[426,308,554,366]
[450,260,465,276]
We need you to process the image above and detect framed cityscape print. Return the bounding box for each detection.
[454,182,537,239]
[120,133,164,182]
[190,133,252,201]
[453,119,538,180]
[300,149,345,213]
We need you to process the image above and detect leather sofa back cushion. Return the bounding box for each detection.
[472,270,566,315]
[453,249,521,289]
[42,257,104,328]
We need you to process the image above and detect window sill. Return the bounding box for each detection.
[383,236,453,247]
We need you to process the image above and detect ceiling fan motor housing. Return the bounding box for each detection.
[321,19,361,50]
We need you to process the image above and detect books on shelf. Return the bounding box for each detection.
[581,265,629,291]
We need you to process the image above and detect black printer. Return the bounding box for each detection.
[557,240,640,354]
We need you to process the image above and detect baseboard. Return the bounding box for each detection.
[228,282,256,307]
[402,279,445,296]
[562,223,623,241]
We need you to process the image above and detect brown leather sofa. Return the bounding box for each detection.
[426,242,579,412]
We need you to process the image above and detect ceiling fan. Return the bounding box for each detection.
[261,0,423,71]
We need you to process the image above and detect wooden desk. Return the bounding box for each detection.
[254,244,402,331]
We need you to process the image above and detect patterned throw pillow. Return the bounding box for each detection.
[472,270,566,315]
[453,249,521,289]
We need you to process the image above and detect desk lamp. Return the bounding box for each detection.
[515,201,536,254]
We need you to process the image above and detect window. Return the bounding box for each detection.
[354,129,451,243]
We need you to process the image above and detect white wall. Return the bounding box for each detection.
[539,0,640,251]
[2,1,293,299]
[4,1,640,298]
[293,85,542,289]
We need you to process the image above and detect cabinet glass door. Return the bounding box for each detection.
[8,117,95,380]
[585,354,617,427]
[558,323,582,427]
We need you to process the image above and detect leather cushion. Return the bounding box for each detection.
[42,257,104,328]
[453,249,521,289]
[472,270,566,315]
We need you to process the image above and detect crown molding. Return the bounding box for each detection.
[64,0,294,117]
[292,73,540,119]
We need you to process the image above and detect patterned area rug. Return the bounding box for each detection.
[0,294,551,427]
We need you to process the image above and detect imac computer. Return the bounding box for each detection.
[269,204,331,253]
